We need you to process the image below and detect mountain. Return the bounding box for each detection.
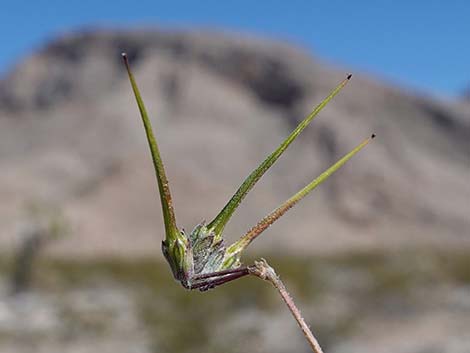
[1,29,469,258]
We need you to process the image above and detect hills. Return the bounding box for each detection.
[0,29,469,257]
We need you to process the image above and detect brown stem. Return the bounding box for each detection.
[191,268,250,291]
[192,266,249,280]
[248,259,325,353]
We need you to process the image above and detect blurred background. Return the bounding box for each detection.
[0,1,469,353]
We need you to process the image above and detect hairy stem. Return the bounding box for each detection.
[249,259,324,353]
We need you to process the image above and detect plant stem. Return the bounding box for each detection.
[248,259,324,353]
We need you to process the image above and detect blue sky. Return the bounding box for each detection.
[1,0,469,97]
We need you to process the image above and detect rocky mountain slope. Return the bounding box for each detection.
[0,29,469,257]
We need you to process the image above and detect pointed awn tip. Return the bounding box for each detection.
[347,73,352,80]
[121,52,129,65]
